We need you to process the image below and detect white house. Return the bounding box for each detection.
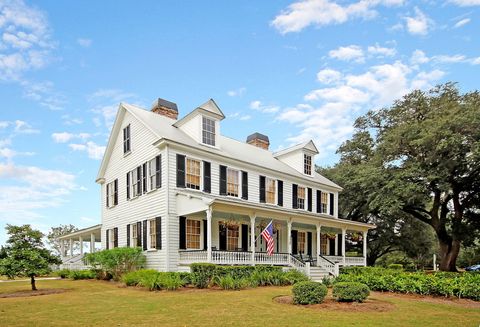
[59,98,375,280]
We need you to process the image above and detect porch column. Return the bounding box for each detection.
[316,224,321,258]
[69,238,73,256]
[363,231,368,266]
[335,234,339,256]
[60,239,65,257]
[287,219,292,254]
[341,228,346,265]
[206,207,212,263]
[250,214,256,265]
[90,233,96,253]
[79,236,84,255]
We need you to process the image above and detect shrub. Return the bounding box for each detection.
[85,247,146,281]
[56,269,71,279]
[178,272,192,285]
[160,272,185,290]
[190,263,216,288]
[69,270,96,280]
[139,271,163,291]
[321,275,334,287]
[285,269,309,284]
[388,264,404,270]
[292,281,328,305]
[214,275,250,290]
[333,282,370,302]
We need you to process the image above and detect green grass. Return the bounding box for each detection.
[0,280,479,326]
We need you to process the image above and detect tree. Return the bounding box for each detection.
[47,224,78,256]
[0,225,61,290]
[336,83,480,271]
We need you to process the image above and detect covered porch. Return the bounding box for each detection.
[57,224,102,270]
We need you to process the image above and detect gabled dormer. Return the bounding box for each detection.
[174,99,225,148]
[273,140,319,177]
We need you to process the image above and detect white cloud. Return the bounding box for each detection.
[471,57,480,65]
[316,68,342,85]
[432,54,466,63]
[14,120,39,134]
[453,18,471,28]
[411,69,445,90]
[404,7,433,36]
[449,0,480,6]
[229,112,251,121]
[20,80,66,111]
[51,132,90,143]
[305,85,370,103]
[0,147,34,161]
[227,87,246,97]
[329,45,364,62]
[0,121,9,129]
[69,141,105,160]
[89,89,139,130]
[271,0,403,34]
[249,100,279,113]
[77,38,92,47]
[367,44,396,57]
[410,49,430,65]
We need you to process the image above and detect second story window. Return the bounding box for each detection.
[106,179,118,208]
[304,154,312,175]
[320,192,328,214]
[266,178,276,204]
[227,168,239,197]
[297,186,306,209]
[186,158,201,190]
[202,116,216,146]
[123,124,131,154]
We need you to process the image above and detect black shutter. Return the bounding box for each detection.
[136,222,142,247]
[114,179,118,205]
[155,217,162,249]
[219,224,227,251]
[292,184,298,209]
[241,224,248,251]
[329,238,336,256]
[330,193,335,215]
[203,220,208,250]
[259,176,266,203]
[114,227,118,248]
[106,229,109,250]
[126,172,130,200]
[155,155,162,189]
[241,171,248,200]
[126,224,130,247]
[106,183,109,208]
[219,165,227,195]
[142,220,147,251]
[307,232,312,256]
[176,154,185,188]
[203,161,211,193]
[179,217,186,250]
[277,180,283,206]
[316,190,321,213]
[307,188,312,212]
[142,163,147,193]
[291,230,298,254]
[137,166,142,195]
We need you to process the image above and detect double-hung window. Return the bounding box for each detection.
[227,168,239,197]
[108,229,115,249]
[297,231,306,254]
[265,178,276,204]
[297,186,306,209]
[106,180,117,207]
[227,225,239,251]
[186,158,201,190]
[131,223,138,247]
[186,219,201,249]
[123,124,131,154]
[149,218,157,249]
[202,116,216,146]
[131,168,139,197]
[304,154,312,175]
[320,192,328,214]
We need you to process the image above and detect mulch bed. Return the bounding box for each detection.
[0,289,69,299]
[273,295,395,312]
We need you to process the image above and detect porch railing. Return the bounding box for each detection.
[212,250,252,265]
[323,255,365,266]
[255,252,290,265]
[318,255,339,276]
[179,250,208,264]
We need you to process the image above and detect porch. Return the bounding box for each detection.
[57,224,102,270]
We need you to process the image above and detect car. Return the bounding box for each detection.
[465,264,480,271]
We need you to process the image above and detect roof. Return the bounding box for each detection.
[174,98,225,128]
[274,140,319,157]
[151,98,178,112]
[57,224,102,241]
[247,132,269,143]
[103,102,342,190]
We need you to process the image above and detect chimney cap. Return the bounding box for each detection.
[151,98,178,112]
[247,132,269,143]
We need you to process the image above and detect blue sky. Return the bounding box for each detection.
[0,0,479,244]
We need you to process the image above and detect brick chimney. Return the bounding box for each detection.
[247,132,269,150]
[151,98,178,120]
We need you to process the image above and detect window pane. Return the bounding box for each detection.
[297,187,305,209]
[186,159,201,190]
[186,219,201,249]
[227,168,239,197]
[298,232,305,254]
[304,154,312,175]
[202,117,216,146]
[266,178,276,204]
[227,225,239,251]
[149,219,156,249]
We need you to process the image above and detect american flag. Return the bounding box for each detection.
[261,221,274,256]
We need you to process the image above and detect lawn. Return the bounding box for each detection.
[0,279,479,327]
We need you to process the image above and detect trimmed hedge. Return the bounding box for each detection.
[122,269,188,290]
[292,281,328,305]
[56,269,71,279]
[336,267,480,301]
[333,282,370,302]
[387,264,403,270]
[68,270,96,280]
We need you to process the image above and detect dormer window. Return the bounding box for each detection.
[202,116,216,146]
[304,154,312,175]
[123,124,131,154]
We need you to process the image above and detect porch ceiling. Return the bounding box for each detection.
[57,224,102,241]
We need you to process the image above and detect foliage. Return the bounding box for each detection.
[190,263,217,288]
[214,275,251,290]
[0,224,61,290]
[321,275,334,287]
[122,269,186,290]
[336,266,480,301]
[387,264,403,270]
[85,247,146,281]
[292,281,328,305]
[457,243,480,268]
[56,269,72,279]
[46,224,79,256]
[333,282,370,302]
[69,270,96,280]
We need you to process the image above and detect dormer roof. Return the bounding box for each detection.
[273,140,319,158]
[174,98,225,127]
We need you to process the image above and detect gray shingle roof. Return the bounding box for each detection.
[246,132,269,143]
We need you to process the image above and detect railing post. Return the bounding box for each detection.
[334,263,339,277]
[206,207,212,263]
[250,213,256,266]
[341,228,346,266]
[363,231,368,267]
[90,233,96,253]
[306,262,310,277]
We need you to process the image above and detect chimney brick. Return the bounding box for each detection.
[246,132,269,150]
[151,98,178,120]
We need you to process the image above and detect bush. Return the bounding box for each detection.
[85,247,146,281]
[292,281,328,305]
[190,263,216,288]
[214,275,250,290]
[56,269,71,279]
[388,264,404,270]
[69,270,96,280]
[122,269,186,291]
[321,275,334,287]
[333,282,370,302]
[284,269,309,284]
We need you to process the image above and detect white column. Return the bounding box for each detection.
[287,219,292,254]
[316,224,321,258]
[206,207,212,263]
[79,236,84,255]
[363,231,368,267]
[250,214,256,265]
[342,228,346,265]
[60,240,65,257]
[90,233,96,253]
[335,234,339,256]
[69,238,73,256]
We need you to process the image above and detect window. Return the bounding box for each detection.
[186,219,201,249]
[266,178,276,204]
[148,158,157,190]
[186,158,201,190]
[149,218,157,249]
[123,124,131,154]
[130,168,140,197]
[297,231,306,254]
[106,180,116,208]
[227,225,239,251]
[320,234,328,255]
[108,229,115,250]
[202,116,216,146]
[304,154,312,175]
[131,224,138,248]
[227,168,239,197]
[320,192,328,214]
[297,186,306,209]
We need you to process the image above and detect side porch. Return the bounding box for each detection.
[57,224,102,270]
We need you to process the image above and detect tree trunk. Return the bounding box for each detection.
[438,238,460,272]
[30,275,37,291]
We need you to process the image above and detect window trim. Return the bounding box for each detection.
[297,231,306,254]
[201,116,216,147]
[226,167,240,197]
[106,180,116,208]
[131,223,138,248]
[108,229,115,250]
[265,177,277,205]
[320,191,328,214]
[185,218,202,250]
[226,224,239,251]
[185,157,202,190]
[123,124,131,154]
[303,153,312,176]
[297,185,306,210]
[148,218,157,250]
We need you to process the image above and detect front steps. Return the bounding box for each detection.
[309,266,330,282]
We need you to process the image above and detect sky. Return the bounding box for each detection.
[0,0,479,244]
